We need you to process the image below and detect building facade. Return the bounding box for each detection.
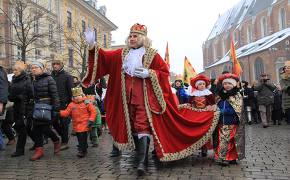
[203,0,290,84]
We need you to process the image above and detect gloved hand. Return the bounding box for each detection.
[134,68,149,79]
[87,120,94,128]
[84,29,95,46]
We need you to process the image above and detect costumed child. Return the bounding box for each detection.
[188,74,215,157]
[215,73,243,166]
[86,95,103,147]
[60,87,97,157]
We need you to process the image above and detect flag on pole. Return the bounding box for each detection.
[164,42,170,69]
[230,33,243,76]
[183,56,197,84]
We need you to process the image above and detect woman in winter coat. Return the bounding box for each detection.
[9,61,35,157]
[280,61,290,125]
[30,61,61,161]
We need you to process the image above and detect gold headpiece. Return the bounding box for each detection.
[130,23,147,36]
[72,87,84,97]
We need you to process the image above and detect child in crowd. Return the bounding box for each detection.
[189,75,215,157]
[215,73,243,166]
[60,87,97,157]
[86,95,103,147]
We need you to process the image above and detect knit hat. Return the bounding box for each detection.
[30,61,44,69]
[190,75,210,88]
[218,73,239,87]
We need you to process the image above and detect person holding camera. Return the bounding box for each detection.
[280,61,290,125]
[254,74,276,128]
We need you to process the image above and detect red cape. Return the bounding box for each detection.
[83,47,219,161]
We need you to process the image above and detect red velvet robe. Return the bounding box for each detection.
[82,46,219,161]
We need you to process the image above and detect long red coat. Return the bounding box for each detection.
[83,46,219,161]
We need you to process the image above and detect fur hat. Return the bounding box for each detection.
[190,75,210,88]
[13,61,27,71]
[218,73,239,87]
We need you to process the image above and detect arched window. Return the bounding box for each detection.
[210,71,216,79]
[103,34,107,48]
[240,62,245,81]
[247,26,253,43]
[255,57,264,80]
[279,8,286,30]
[260,17,267,37]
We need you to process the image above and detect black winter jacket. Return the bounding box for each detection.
[9,72,34,125]
[33,73,60,110]
[51,69,73,108]
[0,66,8,104]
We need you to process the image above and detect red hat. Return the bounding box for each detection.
[190,75,210,88]
[218,73,239,86]
[130,23,147,36]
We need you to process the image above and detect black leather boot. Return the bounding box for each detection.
[110,144,121,157]
[137,136,150,176]
[11,150,24,157]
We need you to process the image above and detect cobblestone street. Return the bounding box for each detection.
[0,124,290,180]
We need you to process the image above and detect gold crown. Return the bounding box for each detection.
[130,23,147,36]
[72,87,84,97]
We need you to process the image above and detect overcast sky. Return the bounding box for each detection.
[97,0,241,74]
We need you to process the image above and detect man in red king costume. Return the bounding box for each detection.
[83,23,219,175]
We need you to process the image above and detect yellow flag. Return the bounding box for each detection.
[183,56,197,84]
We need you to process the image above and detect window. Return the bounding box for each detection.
[0,0,3,14]
[240,62,245,81]
[68,48,73,67]
[48,0,52,12]
[255,57,264,80]
[48,24,53,39]
[279,8,286,30]
[103,34,107,48]
[35,49,41,59]
[247,26,253,43]
[34,17,39,34]
[260,17,267,37]
[94,28,97,42]
[82,20,86,33]
[17,46,21,59]
[67,11,72,28]
[210,71,216,79]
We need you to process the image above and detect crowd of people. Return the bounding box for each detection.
[0,59,106,160]
[171,71,289,128]
[0,23,289,176]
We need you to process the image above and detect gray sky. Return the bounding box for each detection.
[98,0,241,74]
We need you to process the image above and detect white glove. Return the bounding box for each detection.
[84,29,95,46]
[134,68,149,79]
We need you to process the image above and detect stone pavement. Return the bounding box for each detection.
[0,124,290,180]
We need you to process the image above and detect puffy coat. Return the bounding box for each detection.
[51,69,73,108]
[0,66,8,105]
[280,74,290,110]
[60,97,97,132]
[9,72,34,125]
[33,73,60,125]
[254,82,276,106]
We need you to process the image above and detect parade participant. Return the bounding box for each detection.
[59,87,97,157]
[188,75,215,157]
[51,56,73,151]
[86,95,102,147]
[214,73,244,166]
[172,79,188,104]
[9,61,35,157]
[83,23,218,175]
[30,60,61,161]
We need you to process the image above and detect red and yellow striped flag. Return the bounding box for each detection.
[164,42,170,69]
[183,56,197,84]
[230,33,243,76]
